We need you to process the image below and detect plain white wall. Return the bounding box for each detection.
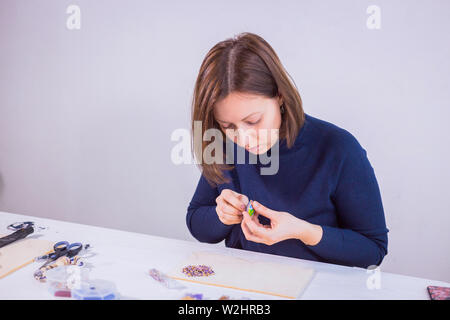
[0,0,449,282]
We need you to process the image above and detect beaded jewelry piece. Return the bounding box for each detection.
[246,201,255,217]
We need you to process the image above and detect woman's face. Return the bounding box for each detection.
[213,91,282,155]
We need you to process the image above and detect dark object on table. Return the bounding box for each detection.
[0,225,34,248]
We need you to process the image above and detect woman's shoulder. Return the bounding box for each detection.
[305,113,365,155]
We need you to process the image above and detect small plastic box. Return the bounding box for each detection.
[71,279,119,300]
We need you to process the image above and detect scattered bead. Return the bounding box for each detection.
[181,293,203,300]
[182,265,215,277]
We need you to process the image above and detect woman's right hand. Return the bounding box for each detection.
[215,189,249,225]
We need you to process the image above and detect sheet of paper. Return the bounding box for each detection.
[167,251,315,299]
[0,235,54,279]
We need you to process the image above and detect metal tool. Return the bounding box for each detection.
[37,241,83,270]
[8,221,47,232]
[35,243,91,262]
[7,221,35,231]
[33,241,85,281]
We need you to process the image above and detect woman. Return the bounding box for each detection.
[186,32,388,268]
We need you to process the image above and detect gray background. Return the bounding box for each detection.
[1,0,449,282]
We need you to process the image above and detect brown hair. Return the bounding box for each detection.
[191,32,305,186]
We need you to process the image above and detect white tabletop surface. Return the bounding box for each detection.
[0,211,448,300]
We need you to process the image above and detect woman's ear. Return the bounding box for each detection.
[277,94,284,107]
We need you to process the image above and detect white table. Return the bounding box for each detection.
[0,211,448,300]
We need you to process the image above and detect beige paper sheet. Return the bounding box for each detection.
[0,235,54,279]
[168,251,315,299]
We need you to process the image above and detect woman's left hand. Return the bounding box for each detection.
[241,200,323,246]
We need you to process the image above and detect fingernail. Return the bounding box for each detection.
[252,201,258,208]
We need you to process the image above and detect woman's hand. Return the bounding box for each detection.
[215,189,249,226]
[241,200,323,246]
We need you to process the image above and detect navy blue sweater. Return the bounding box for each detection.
[186,113,389,268]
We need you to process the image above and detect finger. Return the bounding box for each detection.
[252,201,277,220]
[244,215,269,238]
[223,216,243,225]
[237,194,249,207]
[221,202,243,216]
[244,209,261,225]
[222,189,247,211]
[244,211,271,229]
[220,210,243,223]
[241,220,263,243]
[219,213,242,225]
[251,213,268,228]
[217,198,242,216]
[216,206,240,225]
